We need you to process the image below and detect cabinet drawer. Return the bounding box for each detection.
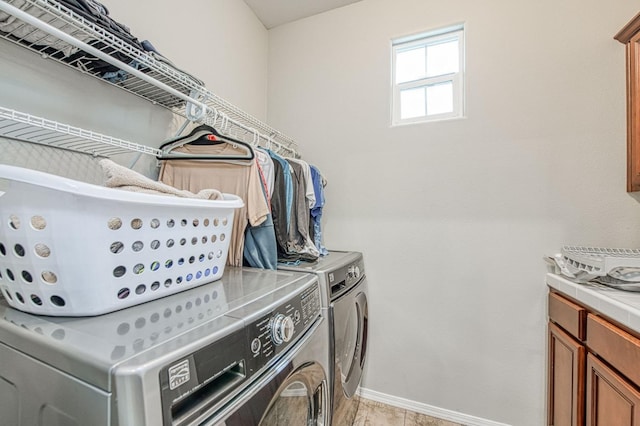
[548,292,587,341]
[587,313,640,385]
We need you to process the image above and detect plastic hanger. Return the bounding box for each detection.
[158,124,255,161]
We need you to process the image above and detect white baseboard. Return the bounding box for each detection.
[357,387,512,426]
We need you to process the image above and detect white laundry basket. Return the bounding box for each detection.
[0,165,243,316]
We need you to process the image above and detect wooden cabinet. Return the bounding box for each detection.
[548,322,586,426]
[547,291,640,425]
[586,354,640,425]
[615,12,640,192]
[548,293,587,426]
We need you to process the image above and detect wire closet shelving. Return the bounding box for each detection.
[0,0,299,159]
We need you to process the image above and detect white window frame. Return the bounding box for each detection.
[391,25,465,126]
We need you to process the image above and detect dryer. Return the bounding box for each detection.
[0,267,331,426]
[279,251,369,426]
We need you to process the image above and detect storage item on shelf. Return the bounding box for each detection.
[0,0,91,57]
[553,246,640,290]
[55,0,147,75]
[0,164,244,316]
[561,246,640,280]
[0,0,142,57]
[0,0,203,105]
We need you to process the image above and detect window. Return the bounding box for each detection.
[392,25,465,125]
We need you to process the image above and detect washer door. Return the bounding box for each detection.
[214,361,328,426]
[260,374,326,426]
[335,286,369,398]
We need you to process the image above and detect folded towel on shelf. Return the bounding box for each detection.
[99,159,223,200]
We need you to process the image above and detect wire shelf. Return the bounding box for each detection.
[0,106,162,157]
[0,0,299,158]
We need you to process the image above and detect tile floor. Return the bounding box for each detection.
[353,398,464,426]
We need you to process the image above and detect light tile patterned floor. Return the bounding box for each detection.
[353,398,464,426]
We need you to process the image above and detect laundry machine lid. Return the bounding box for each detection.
[0,267,317,390]
[279,250,362,276]
[278,251,365,305]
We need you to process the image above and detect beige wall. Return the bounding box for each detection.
[267,1,640,424]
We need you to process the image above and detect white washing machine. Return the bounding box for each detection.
[0,267,331,426]
[279,251,369,426]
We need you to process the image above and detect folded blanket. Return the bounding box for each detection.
[100,159,222,200]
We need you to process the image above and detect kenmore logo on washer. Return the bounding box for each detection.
[169,359,190,390]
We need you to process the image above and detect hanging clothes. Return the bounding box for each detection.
[288,158,315,209]
[158,143,269,267]
[268,154,295,261]
[243,213,277,269]
[285,159,319,261]
[267,150,294,228]
[255,148,275,201]
[242,157,278,270]
[265,150,313,263]
[310,165,328,256]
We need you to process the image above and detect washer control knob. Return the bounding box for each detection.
[250,337,261,354]
[348,265,361,280]
[271,314,295,345]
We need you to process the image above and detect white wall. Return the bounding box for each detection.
[267,1,640,424]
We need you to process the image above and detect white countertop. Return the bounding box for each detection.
[547,273,640,334]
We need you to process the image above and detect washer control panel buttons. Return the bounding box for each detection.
[250,337,261,354]
[245,281,321,368]
[271,314,295,345]
[347,265,361,280]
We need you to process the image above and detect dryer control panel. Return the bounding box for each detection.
[329,259,366,300]
[246,282,321,373]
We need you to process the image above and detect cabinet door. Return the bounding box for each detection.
[586,353,640,426]
[627,30,640,192]
[548,322,586,426]
[615,12,640,192]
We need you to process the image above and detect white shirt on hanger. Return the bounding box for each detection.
[255,148,275,198]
